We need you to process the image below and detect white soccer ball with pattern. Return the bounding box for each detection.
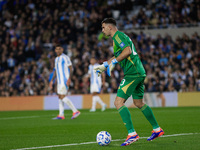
[96,131,111,146]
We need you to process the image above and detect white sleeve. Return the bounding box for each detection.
[64,55,72,66]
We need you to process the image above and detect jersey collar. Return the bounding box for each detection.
[112,31,119,40]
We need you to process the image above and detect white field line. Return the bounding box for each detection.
[0,115,54,120]
[11,133,199,150]
[0,112,118,120]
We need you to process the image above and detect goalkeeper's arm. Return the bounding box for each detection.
[113,46,132,62]
[104,46,132,65]
[94,46,132,76]
[107,56,116,64]
[93,56,115,76]
[107,47,132,76]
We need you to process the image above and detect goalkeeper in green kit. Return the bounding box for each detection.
[94,18,164,146]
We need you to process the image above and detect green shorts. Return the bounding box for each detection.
[117,76,145,100]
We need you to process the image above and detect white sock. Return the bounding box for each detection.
[153,127,161,132]
[91,96,97,110]
[96,96,105,106]
[59,99,64,116]
[128,131,137,136]
[62,97,77,113]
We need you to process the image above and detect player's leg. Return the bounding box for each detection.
[114,96,135,133]
[58,85,80,119]
[116,77,140,146]
[61,95,76,112]
[52,86,65,120]
[61,95,80,119]
[90,84,97,112]
[115,96,139,146]
[52,96,65,119]
[58,96,64,117]
[94,93,106,111]
[90,93,97,112]
[90,84,106,112]
[132,78,164,141]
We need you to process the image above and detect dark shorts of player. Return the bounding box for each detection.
[117,75,145,100]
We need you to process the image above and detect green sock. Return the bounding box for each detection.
[118,105,135,133]
[140,104,159,129]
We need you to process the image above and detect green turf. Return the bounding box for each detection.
[0,107,200,150]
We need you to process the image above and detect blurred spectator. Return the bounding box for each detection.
[0,0,200,97]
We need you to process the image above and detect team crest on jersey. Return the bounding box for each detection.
[119,42,125,48]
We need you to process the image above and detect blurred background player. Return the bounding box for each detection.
[87,57,107,112]
[49,44,80,119]
[94,18,164,146]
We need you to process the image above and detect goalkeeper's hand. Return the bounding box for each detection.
[94,62,109,77]
[107,59,118,77]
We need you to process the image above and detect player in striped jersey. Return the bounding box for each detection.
[49,44,80,120]
[87,58,106,112]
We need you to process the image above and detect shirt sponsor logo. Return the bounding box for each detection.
[120,42,125,48]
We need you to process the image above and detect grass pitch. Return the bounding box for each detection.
[0,107,200,150]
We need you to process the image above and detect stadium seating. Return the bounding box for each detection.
[0,0,199,96]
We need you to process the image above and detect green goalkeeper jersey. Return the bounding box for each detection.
[112,31,146,77]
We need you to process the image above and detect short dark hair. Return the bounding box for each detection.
[101,18,116,26]
[55,44,62,48]
[91,57,96,59]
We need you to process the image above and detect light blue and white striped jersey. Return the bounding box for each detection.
[55,53,72,85]
[88,63,102,86]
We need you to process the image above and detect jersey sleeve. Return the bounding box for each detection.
[64,55,72,66]
[114,34,129,50]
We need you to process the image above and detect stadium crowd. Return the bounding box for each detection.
[0,0,200,96]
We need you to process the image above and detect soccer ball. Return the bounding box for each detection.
[96,131,111,146]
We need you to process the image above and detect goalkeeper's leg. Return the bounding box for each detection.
[115,97,139,146]
[134,100,164,140]
[133,78,164,141]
